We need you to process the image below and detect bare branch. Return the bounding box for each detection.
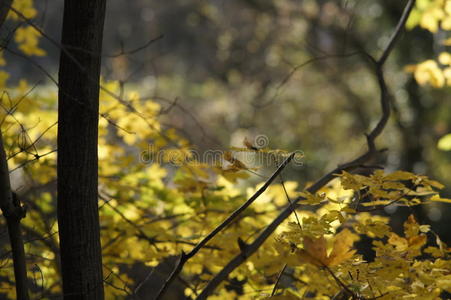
[195,1,416,298]
[377,0,416,66]
[154,153,295,300]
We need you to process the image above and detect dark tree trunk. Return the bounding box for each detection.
[0,131,29,300]
[57,1,106,299]
[0,2,30,299]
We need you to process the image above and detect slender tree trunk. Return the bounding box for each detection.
[0,2,30,299]
[0,131,29,300]
[57,1,106,299]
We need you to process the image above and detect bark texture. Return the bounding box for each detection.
[0,2,29,299]
[0,131,29,300]
[57,1,106,299]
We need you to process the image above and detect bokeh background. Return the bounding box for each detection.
[4,0,451,240]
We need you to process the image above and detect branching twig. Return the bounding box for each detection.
[154,153,295,300]
[195,1,416,299]
[253,52,360,109]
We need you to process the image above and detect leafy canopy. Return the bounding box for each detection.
[0,1,450,300]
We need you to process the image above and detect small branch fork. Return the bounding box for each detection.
[154,153,295,299]
[195,1,416,299]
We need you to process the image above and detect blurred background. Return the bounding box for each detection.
[3,0,451,240]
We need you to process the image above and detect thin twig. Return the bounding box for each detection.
[271,263,287,296]
[154,153,295,300]
[377,0,416,66]
[195,1,415,298]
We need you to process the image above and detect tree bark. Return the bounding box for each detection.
[57,1,106,299]
[0,2,30,299]
[0,131,29,300]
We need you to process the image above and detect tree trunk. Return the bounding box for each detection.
[57,1,106,299]
[0,132,29,300]
[0,2,30,299]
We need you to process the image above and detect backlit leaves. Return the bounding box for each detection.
[0,2,450,298]
[407,0,451,32]
[272,172,450,299]
[295,229,358,267]
[438,133,451,151]
[14,26,45,56]
[406,0,451,87]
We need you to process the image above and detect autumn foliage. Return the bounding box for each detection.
[0,0,451,300]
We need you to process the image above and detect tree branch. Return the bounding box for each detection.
[154,153,295,300]
[196,1,416,298]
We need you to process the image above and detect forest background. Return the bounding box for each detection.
[1,0,451,299]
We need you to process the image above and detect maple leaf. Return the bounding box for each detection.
[388,216,428,253]
[388,232,427,252]
[296,229,358,267]
[327,229,359,266]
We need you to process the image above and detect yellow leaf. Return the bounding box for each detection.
[414,60,445,87]
[404,214,420,238]
[383,170,416,181]
[296,229,357,267]
[269,182,299,206]
[438,134,451,151]
[408,235,427,249]
[14,26,46,56]
[420,7,445,32]
[419,225,431,233]
[361,200,393,207]
[438,52,451,65]
[388,233,408,251]
[9,0,37,20]
[444,67,451,86]
[430,194,451,203]
[442,16,451,30]
[326,229,358,266]
[436,275,451,292]
[406,9,421,29]
[339,171,367,190]
[221,170,250,183]
[299,235,328,266]
[300,191,325,205]
[446,0,451,14]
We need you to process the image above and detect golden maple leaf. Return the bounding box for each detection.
[296,229,358,267]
